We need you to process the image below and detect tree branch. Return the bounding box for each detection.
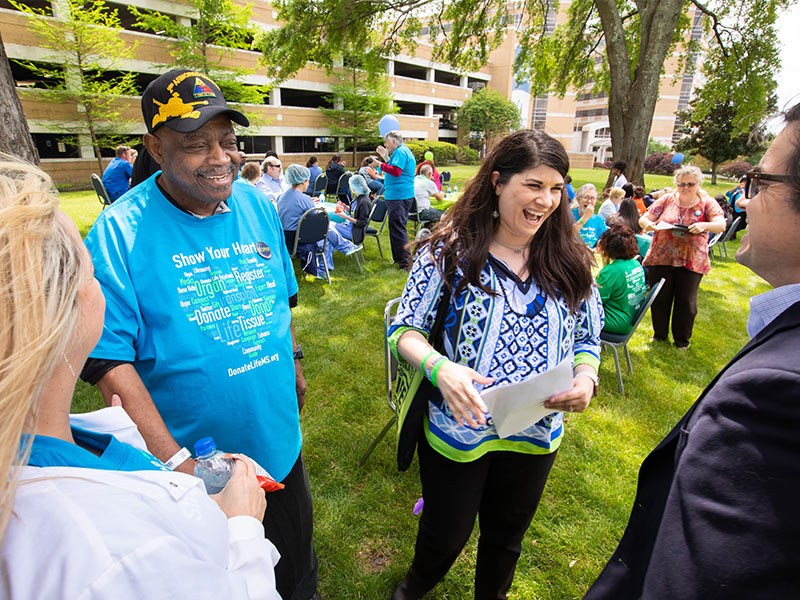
[689,0,735,57]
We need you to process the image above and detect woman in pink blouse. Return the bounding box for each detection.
[639,166,726,349]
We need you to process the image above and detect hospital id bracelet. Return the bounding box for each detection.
[165,447,191,471]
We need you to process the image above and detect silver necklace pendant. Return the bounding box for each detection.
[513,248,522,254]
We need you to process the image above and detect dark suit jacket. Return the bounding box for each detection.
[585,299,800,600]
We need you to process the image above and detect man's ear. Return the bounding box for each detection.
[143,133,164,165]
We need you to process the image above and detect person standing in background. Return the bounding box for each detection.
[376,131,416,270]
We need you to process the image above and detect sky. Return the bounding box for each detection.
[773,3,800,126]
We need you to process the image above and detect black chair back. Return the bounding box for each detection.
[370,198,387,223]
[311,173,327,196]
[439,171,451,184]
[91,174,111,207]
[335,172,352,196]
[296,207,329,246]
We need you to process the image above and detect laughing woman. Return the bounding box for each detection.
[388,130,604,600]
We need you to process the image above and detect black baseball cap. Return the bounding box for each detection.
[141,69,249,134]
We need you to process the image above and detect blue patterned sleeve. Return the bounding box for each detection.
[387,244,447,353]
[573,285,604,369]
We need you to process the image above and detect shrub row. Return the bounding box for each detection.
[405,140,479,164]
[719,161,753,178]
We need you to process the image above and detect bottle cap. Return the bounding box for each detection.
[194,436,217,458]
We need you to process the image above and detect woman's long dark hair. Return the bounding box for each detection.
[421,129,594,312]
[326,154,342,168]
[617,198,642,233]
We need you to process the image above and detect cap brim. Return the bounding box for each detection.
[160,106,250,133]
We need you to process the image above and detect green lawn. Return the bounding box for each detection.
[63,170,766,600]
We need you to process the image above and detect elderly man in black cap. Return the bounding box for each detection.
[81,70,320,600]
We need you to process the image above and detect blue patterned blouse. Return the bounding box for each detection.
[388,245,604,462]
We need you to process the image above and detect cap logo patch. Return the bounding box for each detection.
[151,92,209,128]
[193,77,216,98]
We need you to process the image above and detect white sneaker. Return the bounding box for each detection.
[345,245,363,256]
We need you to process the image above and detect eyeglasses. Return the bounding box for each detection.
[265,163,281,169]
[744,170,790,199]
[676,182,697,189]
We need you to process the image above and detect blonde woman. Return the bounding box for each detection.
[598,186,626,222]
[0,157,280,599]
[639,165,726,349]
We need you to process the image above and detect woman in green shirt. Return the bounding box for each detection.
[596,225,647,334]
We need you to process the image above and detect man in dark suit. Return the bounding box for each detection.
[585,103,800,599]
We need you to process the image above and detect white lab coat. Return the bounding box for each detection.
[1,408,281,600]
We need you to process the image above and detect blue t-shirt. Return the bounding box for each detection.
[101,157,133,202]
[572,208,608,248]
[276,187,315,232]
[85,174,301,481]
[384,144,415,200]
[308,164,323,188]
[27,426,168,472]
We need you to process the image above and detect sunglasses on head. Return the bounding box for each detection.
[744,170,789,199]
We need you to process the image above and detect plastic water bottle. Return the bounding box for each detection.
[194,436,235,494]
[454,184,459,195]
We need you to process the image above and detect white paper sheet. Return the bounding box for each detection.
[480,356,574,439]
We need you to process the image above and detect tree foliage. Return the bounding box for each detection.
[256,0,790,187]
[11,0,138,173]
[320,62,396,167]
[456,87,520,149]
[674,94,769,184]
[131,0,268,105]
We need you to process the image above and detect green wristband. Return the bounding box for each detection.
[420,350,441,373]
[430,357,449,388]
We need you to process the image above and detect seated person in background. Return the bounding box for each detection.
[595,225,648,335]
[413,164,445,223]
[611,160,628,188]
[240,162,262,187]
[572,183,607,248]
[415,152,441,190]
[306,155,323,190]
[333,174,372,244]
[599,186,625,222]
[256,157,288,202]
[565,174,576,201]
[725,175,748,237]
[276,164,361,278]
[359,156,384,197]
[0,158,280,599]
[325,154,347,197]
[609,198,652,261]
[715,193,735,231]
[101,145,133,202]
[632,185,647,214]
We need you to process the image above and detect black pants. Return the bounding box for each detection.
[648,265,704,347]
[386,197,412,268]
[400,435,557,600]
[262,452,318,600]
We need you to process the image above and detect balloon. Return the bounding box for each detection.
[424,151,434,161]
[671,152,685,163]
[379,115,400,138]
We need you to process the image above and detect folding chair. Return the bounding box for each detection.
[332,172,352,202]
[408,197,433,235]
[358,296,403,466]
[365,197,388,258]
[717,216,742,258]
[310,172,327,197]
[600,278,665,394]
[291,207,332,284]
[91,174,111,208]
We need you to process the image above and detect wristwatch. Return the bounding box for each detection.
[293,345,304,360]
[574,371,599,397]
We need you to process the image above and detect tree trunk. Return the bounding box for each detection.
[597,0,684,187]
[0,31,40,165]
[85,114,104,174]
[710,162,718,185]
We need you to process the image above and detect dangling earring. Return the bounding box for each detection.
[63,353,76,377]
[492,210,499,218]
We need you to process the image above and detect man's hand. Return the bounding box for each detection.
[581,203,595,221]
[295,360,307,413]
[376,145,387,160]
